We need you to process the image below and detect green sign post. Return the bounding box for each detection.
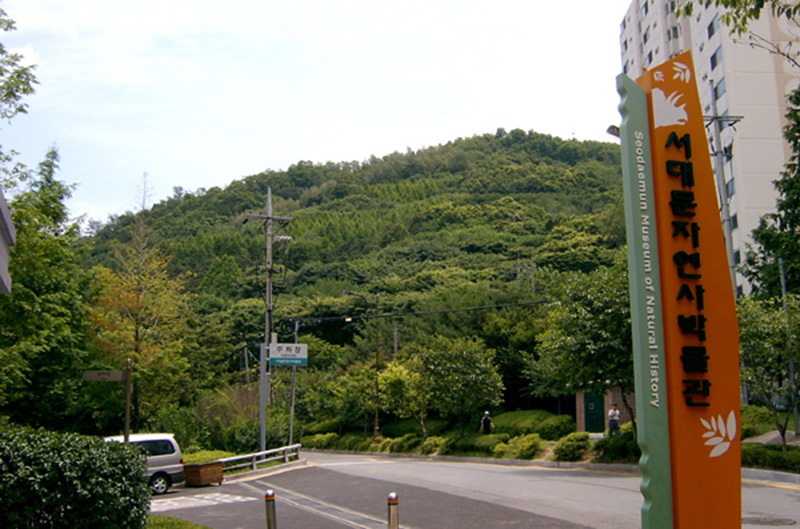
[617,73,674,528]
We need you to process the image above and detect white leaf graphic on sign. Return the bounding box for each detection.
[651,89,688,128]
[700,411,737,458]
[673,62,691,83]
[654,71,665,82]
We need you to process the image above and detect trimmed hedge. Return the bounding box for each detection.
[741,443,800,473]
[740,405,774,439]
[451,432,510,454]
[492,410,553,437]
[553,432,591,461]
[0,425,150,528]
[494,434,543,459]
[592,431,641,463]
[419,436,449,455]
[380,419,447,439]
[300,432,339,449]
[535,415,576,441]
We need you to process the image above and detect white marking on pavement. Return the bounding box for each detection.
[151,493,257,513]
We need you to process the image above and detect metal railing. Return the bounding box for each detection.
[218,443,301,472]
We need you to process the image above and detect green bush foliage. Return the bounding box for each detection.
[553,432,591,461]
[303,418,341,435]
[592,431,641,463]
[452,432,510,454]
[741,443,800,473]
[534,415,576,441]
[495,433,543,459]
[337,433,372,452]
[740,405,774,439]
[419,436,449,455]
[149,404,210,453]
[301,432,340,449]
[222,419,259,453]
[492,442,509,458]
[380,418,447,438]
[492,410,554,436]
[0,425,151,528]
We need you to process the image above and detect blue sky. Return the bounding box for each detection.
[3,0,630,224]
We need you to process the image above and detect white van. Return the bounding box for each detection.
[105,433,185,495]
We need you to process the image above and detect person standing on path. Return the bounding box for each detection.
[608,402,621,437]
[480,411,494,434]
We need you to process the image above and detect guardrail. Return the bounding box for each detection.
[218,443,301,472]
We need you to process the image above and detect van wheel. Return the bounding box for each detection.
[150,473,170,495]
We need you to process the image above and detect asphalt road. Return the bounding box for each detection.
[151,451,800,528]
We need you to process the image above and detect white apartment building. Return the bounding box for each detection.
[620,0,799,294]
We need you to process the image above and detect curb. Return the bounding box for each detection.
[224,458,309,483]
[301,448,800,485]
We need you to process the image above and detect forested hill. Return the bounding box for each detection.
[77,128,623,413]
[85,127,623,291]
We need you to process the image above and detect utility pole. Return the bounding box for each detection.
[706,80,743,295]
[780,258,800,435]
[244,188,292,451]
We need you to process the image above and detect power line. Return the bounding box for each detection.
[280,299,548,326]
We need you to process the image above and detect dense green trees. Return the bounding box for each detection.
[0,30,632,450]
[0,150,93,430]
[737,295,800,449]
[525,254,634,421]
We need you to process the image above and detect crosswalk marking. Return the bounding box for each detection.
[151,492,257,513]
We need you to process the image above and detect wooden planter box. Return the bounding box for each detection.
[184,462,224,487]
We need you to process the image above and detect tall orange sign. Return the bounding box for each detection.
[635,51,741,527]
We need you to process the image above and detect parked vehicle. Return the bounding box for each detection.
[105,433,185,495]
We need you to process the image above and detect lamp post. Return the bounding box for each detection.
[342,290,381,439]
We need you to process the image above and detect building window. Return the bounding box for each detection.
[734,250,741,265]
[731,213,739,230]
[667,0,677,13]
[643,27,650,44]
[642,1,649,18]
[714,78,727,100]
[646,51,654,67]
[710,46,723,70]
[672,26,680,39]
[726,178,735,198]
[708,15,720,38]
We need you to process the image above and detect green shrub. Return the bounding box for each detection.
[493,410,553,437]
[495,434,543,459]
[553,432,591,462]
[592,432,641,463]
[303,418,341,435]
[535,415,576,441]
[742,443,800,473]
[336,433,372,451]
[381,419,447,438]
[740,405,773,439]
[223,419,259,453]
[300,432,339,449]
[419,436,449,455]
[149,404,210,453]
[390,434,422,453]
[452,432,510,454]
[510,434,544,459]
[0,425,150,528]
